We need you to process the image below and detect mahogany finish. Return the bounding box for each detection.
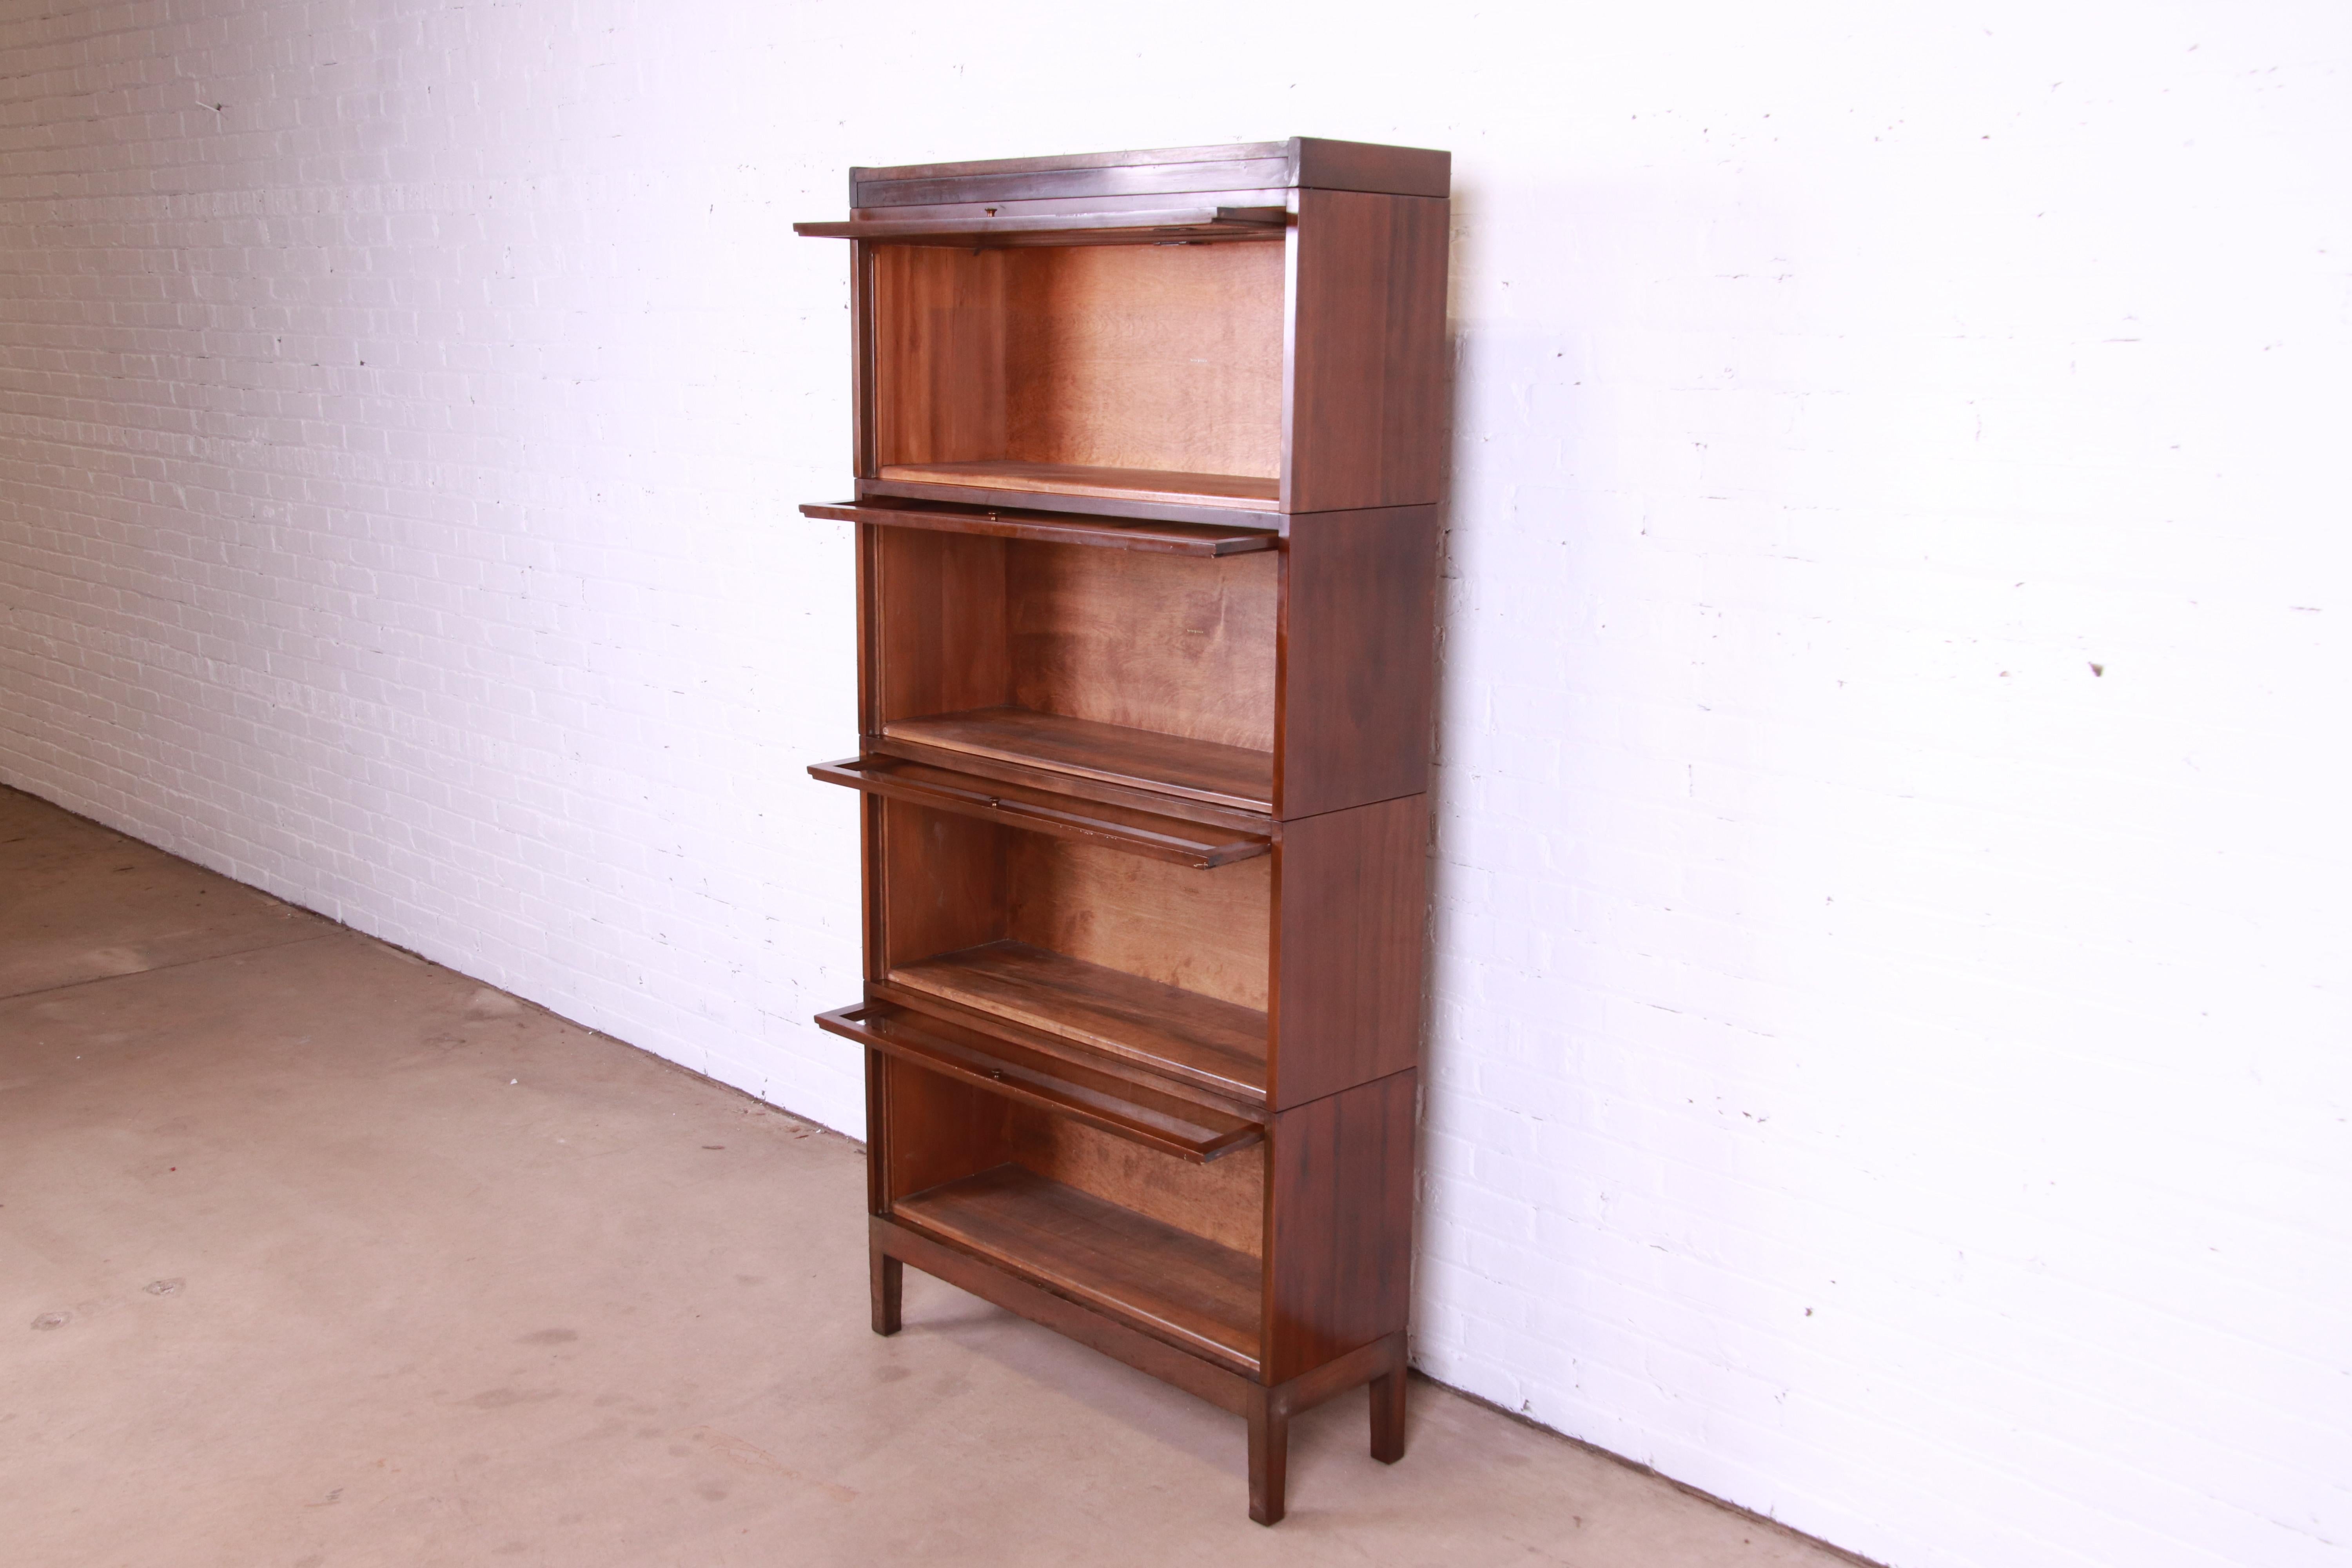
[802,137,1446,1524]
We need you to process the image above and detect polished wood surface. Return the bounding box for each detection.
[890,939,1268,1102]
[1262,1070,1417,1384]
[1274,506,1440,818]
[895,1164,1263,1372]
[875,799,1001,973]
[817,1002,1263,1162]
[881,707,1273,812]
[807,136,1447,1526]
[861,474,1285,529]
[1007,1107,1266,1257]
[1269,793,1429,1105]
[809,755,1269,868]
[800,497,1278,556]
[1008,835,1269,1011]
[1009,541,1276,756]
[879,462,1281,511]
[864,526,1007,733]
[1282,191,1452,514]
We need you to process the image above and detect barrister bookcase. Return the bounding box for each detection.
[797,138,1447,1524]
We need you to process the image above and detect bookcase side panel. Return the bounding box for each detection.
[1273,505,1437,820]
[1261,1068,1417,1384]
[865,526,1009,731]
[1281,191,1451,514]
[1267,793,1428,1108]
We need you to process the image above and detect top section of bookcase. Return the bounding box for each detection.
[795,138,1448,246]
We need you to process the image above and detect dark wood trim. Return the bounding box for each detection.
[798,206,1289,245]
[800,498,1278,556]
[860,475,1283,530]
[1261,1072,1417,1384]
[1268,797,1429,1106]
[809,754,1271,869]
[1274,506,1439,818]
[1281,191,1451,513]
[817,1002,1265,1162]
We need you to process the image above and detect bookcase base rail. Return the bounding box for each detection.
[869,1218,1406,1526]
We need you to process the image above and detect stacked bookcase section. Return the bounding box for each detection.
[799,137,1447,1524]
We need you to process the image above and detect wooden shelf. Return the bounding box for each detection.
[879,708,1273,815]
[795,205,1289,247]
[894,1164,1262,1372]
[816,1002,1262,1161]
[875,461,1280,514]
[890,940,1268,1103]
[809,754,1268,868]
[799,497,1278,556]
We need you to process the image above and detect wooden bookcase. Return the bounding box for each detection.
[797,138,1447,1524]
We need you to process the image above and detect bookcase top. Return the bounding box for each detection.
[846,137,1449,208]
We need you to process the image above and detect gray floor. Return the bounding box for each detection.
[0,784,1852,1566]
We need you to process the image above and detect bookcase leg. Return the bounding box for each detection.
[870,1247,902,1336]
[1370,1355,1407,1464]
[1247,1385,1290,1526]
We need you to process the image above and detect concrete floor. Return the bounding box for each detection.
[1,784,1855,1568]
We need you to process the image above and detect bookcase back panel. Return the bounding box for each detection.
[872,240,1284,480]
[1007,836,1269,1011]
[1007,1108,1265,1258]
[1007,543,1276,751]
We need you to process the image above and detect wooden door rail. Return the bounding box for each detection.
[794,205,1289,245]
[809,754,1269,867]
[799,497,1278,556]
[820,1002,1262,1163]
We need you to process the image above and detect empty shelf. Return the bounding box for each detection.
[816,1002,1262,1161]
[889,940,1267,1103]
[895,1164,1261,1371]
[879,708,1273,815]
[875,461,1280,514]
[798,497,1278,556]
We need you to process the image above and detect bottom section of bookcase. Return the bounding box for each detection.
[869,1213,1407,1525]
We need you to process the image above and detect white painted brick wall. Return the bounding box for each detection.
[1,5,2345,1567]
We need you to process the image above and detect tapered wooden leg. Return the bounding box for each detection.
[1247,1385,1290,1526]
[870,1247,902,1336]
[1370,1357,1407,1463]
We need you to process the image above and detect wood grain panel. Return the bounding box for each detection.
[1269,793,1428,1107]
[871,245,1006,467]
[1261,1069,1417,1383]
[1008,835,1269,1010]
[880,1054,1012,1203]
[1007,1109,1266,1256]
[1010,542,1276,754]
[1003,241,1285,479]
[867,526,1007,727]
[1282,191,1451,513]
[1274,507,1439,818]
[878,800,1003,971]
